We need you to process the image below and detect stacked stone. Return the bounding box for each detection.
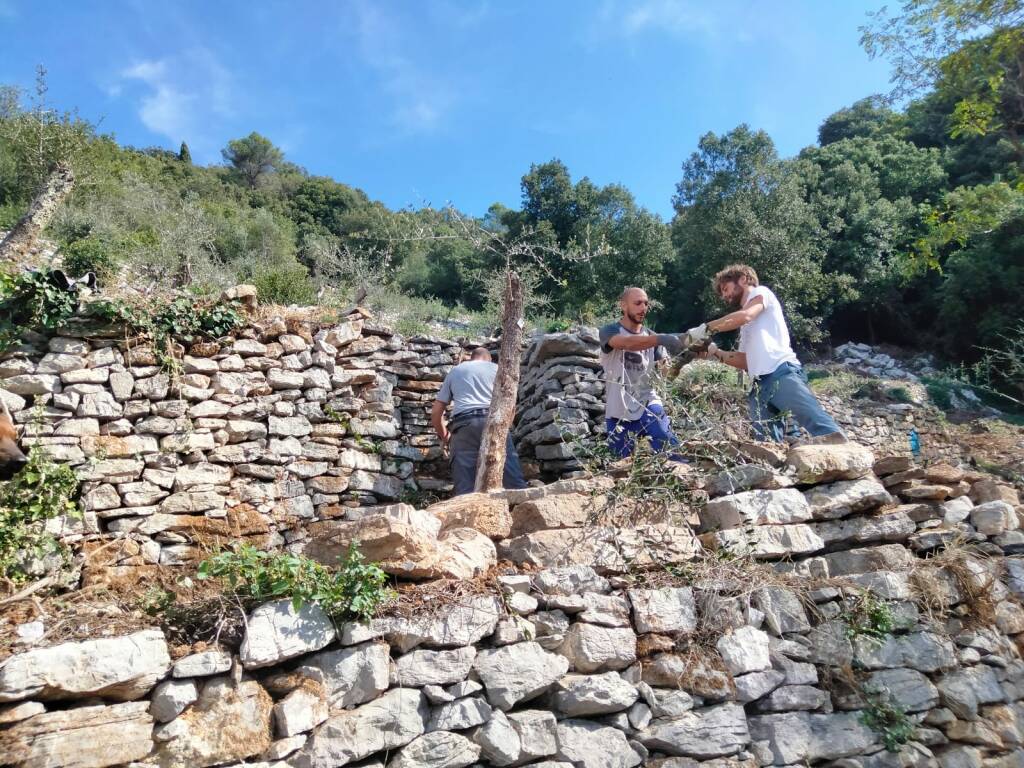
[0,310,468,579]
[514,329,606,477]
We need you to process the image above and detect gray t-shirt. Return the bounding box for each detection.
[598,322,664,421]
[437,360,497,416]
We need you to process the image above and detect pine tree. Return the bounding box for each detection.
[178,141,192,164]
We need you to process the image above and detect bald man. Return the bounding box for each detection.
[432,346,528,495]
[598,287,686,460]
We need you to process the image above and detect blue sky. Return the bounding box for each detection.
[0,1,894,219]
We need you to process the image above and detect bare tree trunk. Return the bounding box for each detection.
[0,162,74,264]
[474,271,525,492]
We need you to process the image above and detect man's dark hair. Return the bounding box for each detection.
[470,347,492,361]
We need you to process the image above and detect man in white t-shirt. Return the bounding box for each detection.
[687,264,845,444]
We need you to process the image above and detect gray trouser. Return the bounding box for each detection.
[449,414,528,495]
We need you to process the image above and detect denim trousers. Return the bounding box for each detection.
[449,415,528,495]
[605,403,684,461]
[749,362,842,442]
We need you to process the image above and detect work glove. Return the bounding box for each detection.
[706,342,721,361]
[655,333,684,356]
[685,323,709,345]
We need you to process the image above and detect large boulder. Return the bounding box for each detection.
[786,444,874,484]
[748,712,877,764]
[427,494,512,540]
[637,702,750,759]
[509,494,597,537]
[803,477,892,520]
[290,688,428,768]
[371,595,503,652]
[303,510,442,579]
[699,489,811,532]
[239,599,336,669]
[389,731,481,768]
[555,719,642,768]
[152,677,273,768]
[0,629,170,703]
[295,642,391,709]
[473,642,570,710]
[0,701,153,768]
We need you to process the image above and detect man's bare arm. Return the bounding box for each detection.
[707,296,765,334]
[431,400,450,445]
[710,348,747,371]
[606,334,661,352]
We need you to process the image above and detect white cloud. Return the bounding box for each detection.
[618,0,717,37]
[117,47,232,158]
[345,1,458,135]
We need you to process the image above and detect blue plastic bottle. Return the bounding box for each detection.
[909,428,920,458]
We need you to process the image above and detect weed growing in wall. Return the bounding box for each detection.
[0,270,81,352]
[841,591,897,642]
[196,542,394,623]
[0,449,80,583]
[860,691,917,752]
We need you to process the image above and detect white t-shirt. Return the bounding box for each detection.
[738,286,800,378]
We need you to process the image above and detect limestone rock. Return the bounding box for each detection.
[747,711,878,764]
[629,587,696,634]
[304,512,441,579]
[389,731,481,768]
[471,709,520,766]
[395,646,477,687]
[507,709,559,762]
[559,623,637,673]
[553,672,639,716]
[971,501,1018,536]
[290,688,427,768]
[427,696,492,732]
[427,493,511,540]
[273,680,329,737]
[510,493,595,536]
[854,631,956,674]
[700,488,811,531]
[172,649,233,678]
[641,653,735,701]
[240,599,336,669]
[637,702,750,759]
[500,525,698,572]
[534,565,610,595]
[734,669,786,703]
[295,642,391,709]
[555,718,642,768]
[150,678,199,722]
[702,523,824,560]
[0,701,153,768]
[0,629,170,703]
[752,587,810,634]
[937,665,1005,720]
[803,477,892,520]
[716,626,771,676]
[786,444,874,484]
[153,677,273,768]
[578,592,631,627]
[434,527,497,580]
[473,641,570,710]
[705,464,793,497]
[372,595,502,652]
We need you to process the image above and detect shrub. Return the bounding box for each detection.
[196,542,394,623]
[842,591,897,641]
[61,235,119,281]
[0,449,81,583]
[251,262,317,306]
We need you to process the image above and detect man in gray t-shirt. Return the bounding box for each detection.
[599,287,686,460]
[432,347,528,495]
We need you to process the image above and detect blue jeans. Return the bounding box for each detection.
[605,403,684,461]
[749,362,842,442]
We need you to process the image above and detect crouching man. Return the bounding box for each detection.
[599,286,687,461]
[431,347,528,495]
[689,264,845,445]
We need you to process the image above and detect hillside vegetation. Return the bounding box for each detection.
[0,2,1022,398]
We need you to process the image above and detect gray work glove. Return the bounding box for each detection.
[656,333,684,356]
[685,323,709,346]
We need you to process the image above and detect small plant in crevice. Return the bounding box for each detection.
[0,449,81,583]
[860,691,917,752]
[196,541,394,623]
[841,591,897,642]
[89,294,244,374]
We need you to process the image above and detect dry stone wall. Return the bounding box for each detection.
[4,444,1024,767]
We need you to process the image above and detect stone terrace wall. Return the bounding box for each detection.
[0,310,478,577]
[5,445,1024,767]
